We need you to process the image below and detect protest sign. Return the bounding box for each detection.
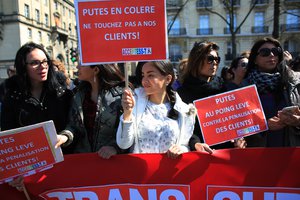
[0,121,63,184]
[75,0,168,65]
[194,85,268,146]
[1,148,300,199]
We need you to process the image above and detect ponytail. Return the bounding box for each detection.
[166,85,178,120]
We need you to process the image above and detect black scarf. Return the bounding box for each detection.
[180,75,225,99]
[248,69,281,94]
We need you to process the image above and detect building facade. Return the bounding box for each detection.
[0,0,299,80]
[167,0,300,71]
[0,0,77,80]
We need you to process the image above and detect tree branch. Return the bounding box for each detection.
[168,0,191,33]
[235,0,258,34]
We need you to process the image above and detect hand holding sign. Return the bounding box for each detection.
[8,176,24,191]
[122,88,135,121]
[55,135,68,149]
[8,176,32,200]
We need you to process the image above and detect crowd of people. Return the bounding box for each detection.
[1,37,300,191]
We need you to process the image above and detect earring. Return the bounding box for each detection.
[93,75,96,83]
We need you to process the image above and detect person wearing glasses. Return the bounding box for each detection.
[243,37,300,147]
[224,55,249,91]
[177,41,236,153]
[1,42,72,132]
[1,42,73,191]
[221,65,233,83]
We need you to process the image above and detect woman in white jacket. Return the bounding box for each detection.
[117,61,202,158]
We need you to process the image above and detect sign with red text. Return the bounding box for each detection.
[194,85,268,146]
[75,0,168,65]
[0,121,63,184]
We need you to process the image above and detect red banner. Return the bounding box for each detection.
[1,148,300,200]
[194,85,268,146]
[75,0,168,64]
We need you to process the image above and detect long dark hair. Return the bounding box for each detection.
[146,61,179,120]
[91,63,125,90]
[247,37,283,74]
[246,37,285,100]
[181,41,219,83]
[14,42,60,95]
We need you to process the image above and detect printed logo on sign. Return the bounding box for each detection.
[18,160,47,173]
[122,47,152,56]
[236,125,260,136]
[207,185,300,200]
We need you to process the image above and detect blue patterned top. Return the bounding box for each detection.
[137,101,179,153]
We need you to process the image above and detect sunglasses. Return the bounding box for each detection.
[240,62,248,68]
[257,47,281,57]
[207,55,221,64]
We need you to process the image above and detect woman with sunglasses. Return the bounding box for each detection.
[243,37,300,147]
[1,42,73,191]
[56,63,127,158]
[177,41,235,153]
[224,55,249,91]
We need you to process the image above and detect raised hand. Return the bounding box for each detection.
[121,88,135,121]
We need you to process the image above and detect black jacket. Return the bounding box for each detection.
[177,75,233,150]
[1,76,73,153]
[244,63,300,147]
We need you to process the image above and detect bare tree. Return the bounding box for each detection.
[205,0,258,59]
[283,11,300,18]
[0,17,3,40]
[167,0,191,34]
[272,0,280,39]
[282,1,300,17]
